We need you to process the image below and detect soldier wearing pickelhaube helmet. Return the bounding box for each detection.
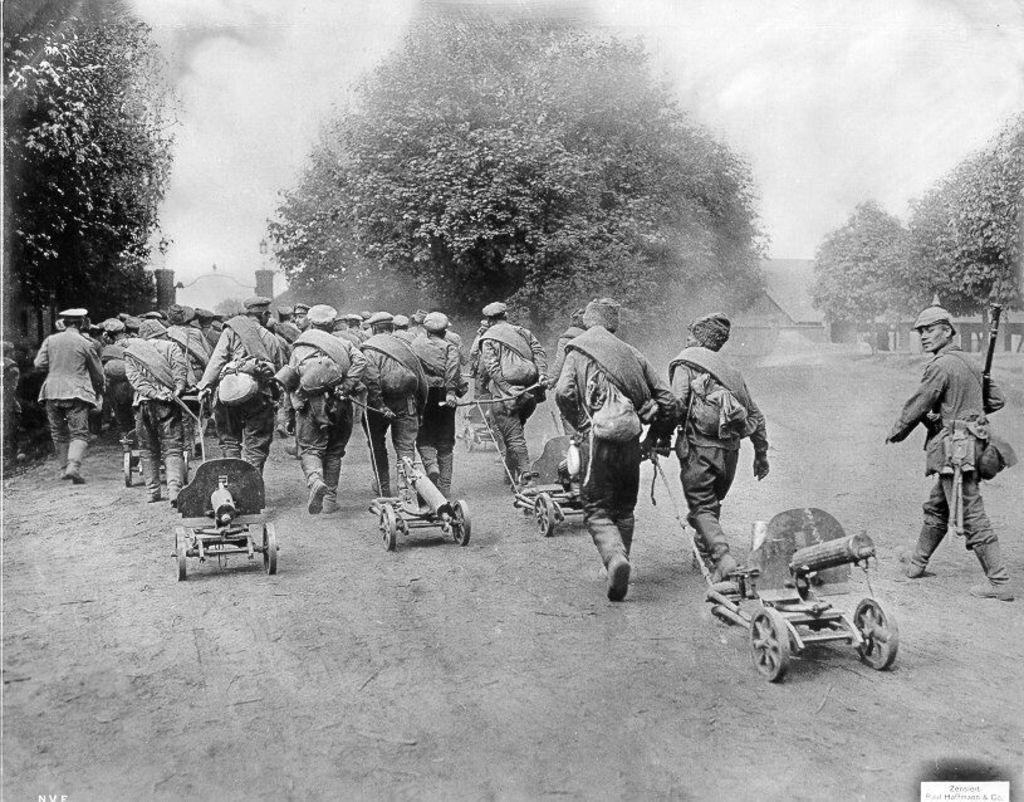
[33,308,106,483]
[886,302,1012,601]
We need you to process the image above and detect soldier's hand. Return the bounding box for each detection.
[197,387,212,406]
[381,407,396,420]
[753,454,770,481]
[444,393,458,408]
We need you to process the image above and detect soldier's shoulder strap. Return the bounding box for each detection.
[223,315,271,361]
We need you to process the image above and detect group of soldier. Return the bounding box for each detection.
[29,294,1014,603]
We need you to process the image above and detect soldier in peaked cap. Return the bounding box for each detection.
[166,304,212,457]
[477,301,548,486]
[197,295,286,473]
[886,302,1012,601]
[411,312,468,498]
[293,303,311,332]
[392,314,415,343]
[99,318,135,443]
[670,312,769,583]
[283,304,366,514]
[33,308,105,483]
[361,311,428,497]
[123,319,189,505]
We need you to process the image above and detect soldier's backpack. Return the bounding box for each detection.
[688,373,747,439]
[588,374,641,443]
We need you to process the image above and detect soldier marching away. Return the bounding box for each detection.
[99,318,136,444]
[278,304,366,514]
[33,308,106,483]
[886,303,1013,601]
[555,298,678,601]
[412,312,468,498]
[360,312,428,497]
[669,313,770,582]
[123,320,189,505]
[197,296,287,472]
[477,301,549,487]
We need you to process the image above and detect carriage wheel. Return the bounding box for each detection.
[263,523,278,575]
[854,598,899,670]
[750,606,791,682]
[534,493,556,538]
[123,451,133,487]
[379,504,398,551]
[175,526,188,582]
[451,500,471,546]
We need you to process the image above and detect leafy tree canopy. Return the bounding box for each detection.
[812,201,907,325]
[905,113,1023,316]
[270,11,765,331]
[3,0,175,319]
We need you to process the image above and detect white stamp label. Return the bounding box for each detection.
[921,781,1010,802]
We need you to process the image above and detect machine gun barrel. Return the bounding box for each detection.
[399,457,452,517]
[789,533,875,577]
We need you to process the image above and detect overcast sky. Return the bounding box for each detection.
[130,0,1024,307]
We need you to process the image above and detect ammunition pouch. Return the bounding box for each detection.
[939,419,988,476]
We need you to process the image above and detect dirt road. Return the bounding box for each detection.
[4,350,1022,801]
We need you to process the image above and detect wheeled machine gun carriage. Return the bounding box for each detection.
[513,435,585,538]
[173,458,278,580]
[704,508,899,682]
[371,456,471,552]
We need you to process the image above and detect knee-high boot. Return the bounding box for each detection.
[970,542,1014,601]
[55,440,70,479]
[142,453,161,501]
[906,524,945,578]
[301,454,328,514]
[63,439,88,484]
[165,454,184,508]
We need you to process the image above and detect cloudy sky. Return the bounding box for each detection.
[130,0,1024,307]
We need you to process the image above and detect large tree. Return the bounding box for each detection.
[812,201,907,326]
[905,113,1023,317]
[270,11,764,330]
[3,0,175,320]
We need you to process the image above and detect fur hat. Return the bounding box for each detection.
[690,312,731,351]
[582,298,621,332]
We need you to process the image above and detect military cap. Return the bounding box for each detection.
[293,303,310,314]
[102,318,125,333]
[194,308,215,321]
[913,305,955,332]
[393,314,410,329]
[307,304,338,326]
[360,310,373,320]
[411,309,428,325]
[167,304,194,325]
[141,310,166,320]
[243,295,272,310]
[343,313,363,323]
[278,305,294,316]
[117,312,131,321]
[482,301,507,317]
[424,312,450,333]
[367,311,394,326]
[139,319,168,339]
[124,316,142,332]
[59,307,89,318]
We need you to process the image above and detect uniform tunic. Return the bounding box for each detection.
[887,344,1006,549]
